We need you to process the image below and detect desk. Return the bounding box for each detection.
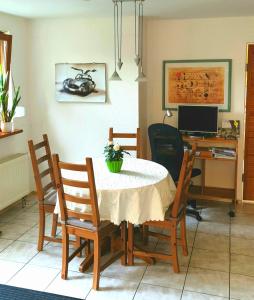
[183,136,238,210]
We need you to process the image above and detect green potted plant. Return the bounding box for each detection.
[104,141,129,173]
[0,65,21,133]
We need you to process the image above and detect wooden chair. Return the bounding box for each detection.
[109,127,141,158]
[52,155,126,290]
[28,134,60,251]
[137,147,196,272]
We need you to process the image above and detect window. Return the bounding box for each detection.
[0,31,12,75]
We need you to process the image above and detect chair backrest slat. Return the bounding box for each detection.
[171,144,197,218]
[43,182,54,194]
[67,210,93,221]
[59,162,87,172]
[28,134,56,202]
[37,154,50,164]
[64,193,91,205]
[109,127,141,158]
[34,141,46,150]
[40,168,51,178]
[53,155,101,227]
[62,178,90,189]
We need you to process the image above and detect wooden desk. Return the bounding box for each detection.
[183,136,238,210]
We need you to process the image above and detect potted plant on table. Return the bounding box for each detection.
[0,66,21,133]
[104,141,129,173]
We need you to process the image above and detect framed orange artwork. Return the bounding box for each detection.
[162,59,232,112]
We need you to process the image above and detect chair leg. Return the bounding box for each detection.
[93,235,101,290]
[61,227,69,280]
[51,213,58,237]
[38,207,45,251]
[142,225,148,245]
[75,236,82,257]
[127,222,134,266]
[171,224,180,273]
[180,215,188,256]
[121,221,127,266]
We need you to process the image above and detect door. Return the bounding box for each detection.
[244,44,254,200]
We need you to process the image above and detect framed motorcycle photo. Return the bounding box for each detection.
[55,63,106,103]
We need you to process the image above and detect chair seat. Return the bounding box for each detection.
[44,189,57,205]
[67,218,112,232]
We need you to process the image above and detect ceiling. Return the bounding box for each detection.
[1,0,254,19]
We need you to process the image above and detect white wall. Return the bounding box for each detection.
[143,16,254,200]
[27,17,139,163]
[0,13,29,160]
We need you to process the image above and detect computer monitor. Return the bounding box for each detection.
[178,105,218,135]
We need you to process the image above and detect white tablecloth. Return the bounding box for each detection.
[55,158,176,225]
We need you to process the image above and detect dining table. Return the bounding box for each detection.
[54,157,176,266]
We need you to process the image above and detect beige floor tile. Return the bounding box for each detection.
[11,212,39,226]
[231,223,254,239]
[155,242,192,267]
[236,204,254,215]
[231,254,254,277]
[0,223,32,240]
[231,213,254,226]
[201,210,230,224]
[197,222,229,236]
[86,277,138,300]
[231,237,254,256]
[29,244,86,272]
[8,264,59,291]
[46,270,92,299]
[0,238,14,252]
[17,226,40,244]
[184,267,229,298]
[0,260,24,284]
[190,248,229,272]
[186,216,199,232]
[142,264,187,289]
[134,283,182,300]
[0,241,38,263]
[182,291,227,299]
[102,260,146,283]
[0,210,20,223]
[230,273,254,300]
[194,232,229,252]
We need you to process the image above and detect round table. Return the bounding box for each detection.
[55,158,176,225]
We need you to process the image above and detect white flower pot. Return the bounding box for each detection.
[1,122,14,133]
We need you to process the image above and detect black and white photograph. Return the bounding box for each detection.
[55,63,106,103]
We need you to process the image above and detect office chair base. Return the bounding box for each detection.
[187,208,202,221]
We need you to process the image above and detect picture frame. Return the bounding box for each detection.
[55,63,106,103]
[162,59,232,112]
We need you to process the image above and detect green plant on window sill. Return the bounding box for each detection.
[0,65,21,132]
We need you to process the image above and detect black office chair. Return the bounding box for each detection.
[148,123,202,221]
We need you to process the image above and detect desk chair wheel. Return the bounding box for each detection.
[186,208,202,221]
[228,211,235,218]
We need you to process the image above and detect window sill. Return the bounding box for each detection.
[0,129,23,139]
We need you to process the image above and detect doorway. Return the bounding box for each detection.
[244,44,254,200]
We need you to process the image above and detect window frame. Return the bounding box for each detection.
[0,31,12,75]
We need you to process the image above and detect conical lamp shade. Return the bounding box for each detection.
[135,70,147,82]
[110,70,122,81]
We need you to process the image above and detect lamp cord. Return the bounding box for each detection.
[113,2,117,70]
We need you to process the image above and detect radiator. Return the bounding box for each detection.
[0,153,30,211]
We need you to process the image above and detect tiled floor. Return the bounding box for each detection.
[0,195,254,300]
